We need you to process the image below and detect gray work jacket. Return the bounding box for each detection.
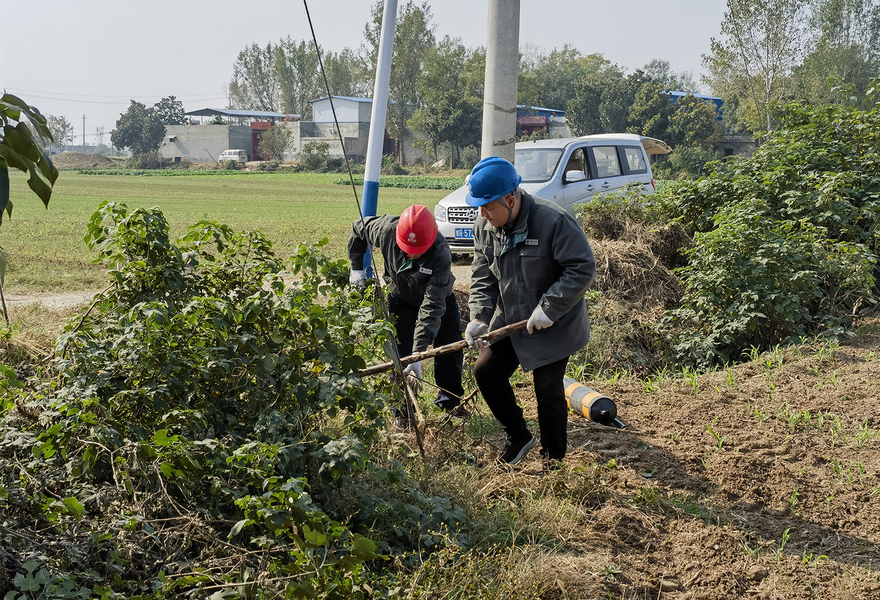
[348,215,455,353]
[469,192,595,371]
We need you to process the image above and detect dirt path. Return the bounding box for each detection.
[4,291,99,311]
[467,333,880,598]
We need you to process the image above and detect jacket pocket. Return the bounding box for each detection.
[519,247,554,292]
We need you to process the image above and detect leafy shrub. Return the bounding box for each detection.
[660,199,876,365]
[300,140,332,172]
[458,145,480,170]
[1,203,471,597]
[381,154,406,175]
[125,150,164,169]
[651,146,724,180]
[258,159,280,171]
[653,80,880,365]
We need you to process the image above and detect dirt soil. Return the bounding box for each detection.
[439,331,880,599]
[51,151,118,169]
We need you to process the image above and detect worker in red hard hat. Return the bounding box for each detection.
[348,205,466,425]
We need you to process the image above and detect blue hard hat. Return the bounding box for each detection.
[464,157,522,207]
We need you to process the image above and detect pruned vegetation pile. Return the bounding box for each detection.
[570,192,690,375]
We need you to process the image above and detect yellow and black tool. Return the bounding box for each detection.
[563,376,627,429]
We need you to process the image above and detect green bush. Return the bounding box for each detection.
[125,150,164,169]
[381,154,406,175]
[652,79,880,365]
[651,146,724,180]
[300,140,332,172]
[0,203,471,597]
[335,175,467,190]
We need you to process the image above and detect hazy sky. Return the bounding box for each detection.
[1,0,727,147]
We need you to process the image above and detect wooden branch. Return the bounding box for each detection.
[359,319,528,377]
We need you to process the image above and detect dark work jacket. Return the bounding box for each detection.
[348,215,455,353]
[469,192,595,371]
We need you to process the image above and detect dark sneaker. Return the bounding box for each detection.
[500,432,537,464]
[435,394,470,417]
[445,404,471,418]
[393,408,414,430]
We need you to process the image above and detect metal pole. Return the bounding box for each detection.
[481,0,520,162]
[82,114,87,153]
[361,0,398,277]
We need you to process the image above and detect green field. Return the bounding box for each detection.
[4,171,450,293]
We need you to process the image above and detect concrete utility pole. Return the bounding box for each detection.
[82,114,87,154]
[480,0,520,162]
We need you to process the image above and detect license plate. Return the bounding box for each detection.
[455,228,473,239]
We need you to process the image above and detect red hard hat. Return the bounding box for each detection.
[396,205,438,255]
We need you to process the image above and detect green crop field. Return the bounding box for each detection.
[3,171,450,293]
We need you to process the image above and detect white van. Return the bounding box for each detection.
[218,149,248,163]
[434,134,672,253]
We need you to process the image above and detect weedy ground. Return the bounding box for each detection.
[391,320,880,599]
[2,303,879,600]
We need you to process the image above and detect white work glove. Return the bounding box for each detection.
[464,320,490,349]
[403,361,422,394]
[349,269,367,291]
[527,305,554,334]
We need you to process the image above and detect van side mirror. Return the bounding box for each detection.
[565,170,587,184]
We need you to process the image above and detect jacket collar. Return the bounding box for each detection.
[492,193,533,255]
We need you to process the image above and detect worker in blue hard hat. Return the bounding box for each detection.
[463,156,596,468]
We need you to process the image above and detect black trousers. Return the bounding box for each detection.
[388,293,464,403]
[473,336,569,459]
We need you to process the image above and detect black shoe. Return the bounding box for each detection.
[445,404,471,418]
[393,408,414,430]
[500,431,537,464]
[435,394,470,417]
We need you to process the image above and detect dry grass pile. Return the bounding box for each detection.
[575,211,693,375]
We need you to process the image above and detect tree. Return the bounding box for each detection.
[47,115,74,151]
[410,36,482,167]
[518,45,609,113]
[643,58,699,92]
[365,1,435,165]
[704,0,810,133]
[154,96,186,125]
[627,82,674,139]
[274,37,321,119]
[0,94,59,323]
[794,0,880,104]
[111,101,165,156]
[565,57,624,135]
[667,94,725,147]
[322,48,372,100]
[229,43,280,112]
[258,124,293,160]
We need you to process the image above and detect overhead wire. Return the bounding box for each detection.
[301,0,425,456]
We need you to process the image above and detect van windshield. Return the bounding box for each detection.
[514,149,563,182]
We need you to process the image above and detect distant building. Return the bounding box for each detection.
[516,105,571,138]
